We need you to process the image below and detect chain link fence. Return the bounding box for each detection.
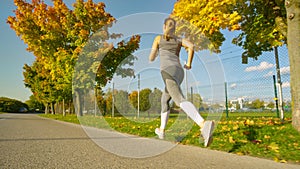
[211,46,291,114]
[92,46,290,117]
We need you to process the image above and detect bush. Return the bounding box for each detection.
[0,97,28,113]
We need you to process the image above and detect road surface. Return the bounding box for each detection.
[0,113,299,169]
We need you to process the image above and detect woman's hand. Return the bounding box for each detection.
[184,64,191,70]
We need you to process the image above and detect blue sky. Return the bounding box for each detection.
[0,0,177,101]
[0,0,290,103]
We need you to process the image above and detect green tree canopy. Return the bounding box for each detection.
[0,97,28,113]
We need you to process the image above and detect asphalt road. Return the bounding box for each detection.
[0,113,299,169]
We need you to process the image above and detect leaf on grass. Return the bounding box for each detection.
[233,125,239,130]
[229,136,236,143]
[268,142,280,152]
[236,152,244,155]
[273,157,287,163]
[244,119,255,126]
[280,159,287,163]
[239,139,248,143]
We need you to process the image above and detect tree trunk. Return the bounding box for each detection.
[63,99,66,116]
[75,90,83,116]
[45,103,49,114]
[68,101,72,114]
[51,102,55,115]
[54,103,58,114]
[286,0,300,132]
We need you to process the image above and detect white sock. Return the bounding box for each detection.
[160,110,170,130]
[179,101,204,126]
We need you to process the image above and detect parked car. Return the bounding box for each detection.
[18,107,28,113]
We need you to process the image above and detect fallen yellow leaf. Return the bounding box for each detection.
[280,160,287,163]
[229,136,236,143]
[268,142,280,153]
[236,152,244,155]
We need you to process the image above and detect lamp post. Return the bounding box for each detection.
[137,74,140,118]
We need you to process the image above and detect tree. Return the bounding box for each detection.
[128,88,152,116]
[267,101,275,109]
[173,0,286,59]
[250,99,265,109]
[285,0,300,131]
[149,88,162,114]
[25,95,45,112]
[173,0,300,131]
[7,0,140,116]
[102,89,114,116]
[129,90,138,112]
[73,34,140,116]
[232,0,287,61]
[173,0,242,52]
[187,93,202,109]
[114,90,131,115]
[139,88,152,112]
[0,97,28,113]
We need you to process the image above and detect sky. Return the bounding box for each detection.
[0,0,177,102]
[0,0,291,103]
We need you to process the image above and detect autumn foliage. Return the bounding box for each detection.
[7,0,140,113]
[173,0,287,59]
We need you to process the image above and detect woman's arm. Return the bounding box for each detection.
[182,38,194,70]
[149,36,160,62]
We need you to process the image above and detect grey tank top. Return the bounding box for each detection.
[158,36,182,71]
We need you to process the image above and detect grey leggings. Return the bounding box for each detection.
[161,69,186,112]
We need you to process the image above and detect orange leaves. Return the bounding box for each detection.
[229,24,241,31]
[8,0,131,104]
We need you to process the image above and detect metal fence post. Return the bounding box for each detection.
[273,75,280,118]
[225,82,229,119]
[274,47,284,121]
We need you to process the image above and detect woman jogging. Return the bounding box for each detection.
[148,17,214,147]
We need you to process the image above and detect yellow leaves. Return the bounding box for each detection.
[239,140,248,143]
[173,0,243,53]
[232,125,239,130]
[244,119,255,126]
[236,152,244,156]
[273,157,287,163]
[230,24,241,31]
[268,142,280,152]
[229,11,241,25]
[229,136,236,143]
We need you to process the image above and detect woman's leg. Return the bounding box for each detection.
[160,90,171,130]
[165,78,204,127]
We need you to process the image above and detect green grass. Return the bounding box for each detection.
[39,112,300,164]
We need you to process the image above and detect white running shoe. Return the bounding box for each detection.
[155,128,165,139]
[201,121,215,147]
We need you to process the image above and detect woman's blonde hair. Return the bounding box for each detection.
[163,17,176,41]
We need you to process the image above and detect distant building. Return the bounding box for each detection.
[230,97,245,110]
